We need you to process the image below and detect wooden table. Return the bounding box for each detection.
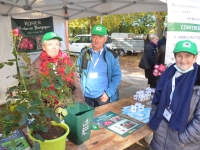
[66,97,152,150]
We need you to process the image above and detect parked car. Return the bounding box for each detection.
[69,34,113,55]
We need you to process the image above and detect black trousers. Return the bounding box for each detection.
[145,67,157,88]
[85,96,110,107]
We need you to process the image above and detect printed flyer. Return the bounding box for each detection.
[93,111,143,138]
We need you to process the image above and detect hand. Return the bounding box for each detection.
[100,92,109,103]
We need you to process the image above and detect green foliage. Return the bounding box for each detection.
[0,29,76,141]
[68,12,167,37]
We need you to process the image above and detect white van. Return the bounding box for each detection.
[69,34,113,55]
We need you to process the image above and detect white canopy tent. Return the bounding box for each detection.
[0,0,166,104]
[0,0,167,19]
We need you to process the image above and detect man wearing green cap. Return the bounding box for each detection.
[77,25,121,107]
[148,40,200,150]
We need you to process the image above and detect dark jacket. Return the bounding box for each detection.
[145,43,157,67]
[156,44,166,65]
[144,42,158,88]
[158,36,166,50]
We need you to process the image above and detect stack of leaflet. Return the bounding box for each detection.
[133,90,151,101]
[122,102,151,123]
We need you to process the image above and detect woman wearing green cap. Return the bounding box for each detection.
[148,40,200,150]
[30,32,84,103]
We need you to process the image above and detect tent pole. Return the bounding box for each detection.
[64,20,69,51]
[100,16,103,24]
[63,6,69,51]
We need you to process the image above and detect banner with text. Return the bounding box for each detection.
[11,17,54,53]
[166,0,200,65]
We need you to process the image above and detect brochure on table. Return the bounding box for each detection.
[0,129,30,150]
[122,102,151,123]
[93,111,143,138]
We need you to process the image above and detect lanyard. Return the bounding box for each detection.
[92,50,103,69]
[169,72,176,107]
[169,71,182,109]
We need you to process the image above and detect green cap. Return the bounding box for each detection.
[173,40,198,55]
[91,25,107,36]
[42,32,63,43]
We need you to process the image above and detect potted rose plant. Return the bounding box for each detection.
[0,29,76,150]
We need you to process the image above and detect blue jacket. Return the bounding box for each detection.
[77,44,121,102]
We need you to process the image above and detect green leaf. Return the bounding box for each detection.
[12,48,17,56]
[7,59,16,62]
[61,109,68,116]
[5,62,14,66]
[34,134,45,142]
[50,112,60,123]
[15,105,27,113]
[65,67,71,74]
[55,107,62,113]
[38,124,48,133]
[54,82,62,90]
[28,108,40,115]
[18,52,31,65]
[49,90,56,96]
[20,65,29,69]
[6,101,12,109]
[30,100,41,107]
[12,96,20,99]
[19,113,28,126]
[32,141,40,150]
[56,76,63,85]
[0,63,4,69]
[46,63,53,69]
[43,109,51,118]
[5,86,18,95]
[4,114,13,120]
[86,52,91,60]
[28,121,36,129]
[11,139,16,148]
[41,79,51,88]
[5,125,12,136]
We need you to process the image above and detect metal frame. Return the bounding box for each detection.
[0,0,166,19]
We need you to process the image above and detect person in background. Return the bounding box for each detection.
[144,33,159,90]
[144,34,150,49]
[157,28,167,50]
[77,24,121,107]
[148,40,200,150]
[30,32,84,103]
[156,44,166,65]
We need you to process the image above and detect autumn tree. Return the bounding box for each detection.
[154,12,167,38]
[68,12,167,38]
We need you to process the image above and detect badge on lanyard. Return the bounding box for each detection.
[89,72,98,78]
[163,107,172,121]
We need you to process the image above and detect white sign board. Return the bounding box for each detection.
[166,0,200,65]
